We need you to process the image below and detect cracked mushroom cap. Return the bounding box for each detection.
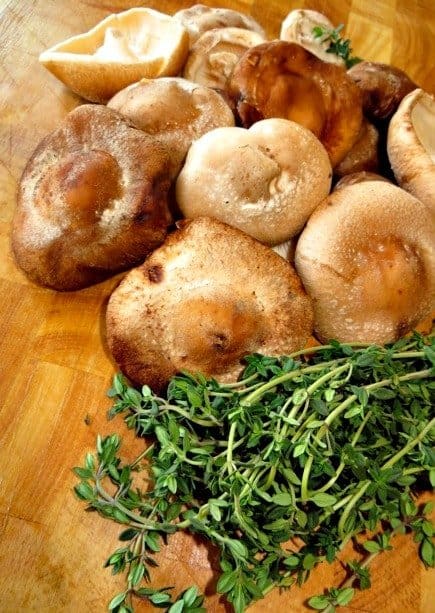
[295,181,435,344]
[183,27,266,92]
[280,9,345,66]
[175,118,332,245]
[387,89,435,214]
[108,77,235,177]
[173,4,265,46]
[39,8,189,103]
[228,41,362,166]
[12,104,172,291]
[106,217,313,391]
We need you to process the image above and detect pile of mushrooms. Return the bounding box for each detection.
[11,5,435,391]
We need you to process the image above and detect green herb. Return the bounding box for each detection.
[312,24,362,68]
[74,332,434,612]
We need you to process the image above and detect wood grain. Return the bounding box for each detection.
[0,1,434,612]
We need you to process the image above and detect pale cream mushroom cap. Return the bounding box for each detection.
[295,181,435,344]
[173,4,265,46]
[106,217,313,391]
[108,77,235,177]
[183,27,266,91]
[176,118,332,245]
[387,89,435,215]
[39,8,189,103]
[280,9,345,66]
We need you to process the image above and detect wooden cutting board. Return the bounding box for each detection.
[0,1,434,612]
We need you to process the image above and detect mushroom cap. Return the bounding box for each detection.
[12,104,172,291]
[387,88,435,214]
[295,181,435,343]
[228,41,363,166]
[106,217,313,391]
[173,4,265,46]
[280,9,345,66]
[175,118,332,245]
[334,171,390,191]
[39,8,189,103]
[334,118,379,178]
[108,77,235,177]
[347,60,417,121]
[183,27,266,91]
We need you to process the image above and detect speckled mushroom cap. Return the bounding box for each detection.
[108,77,235,177]
[12,104,172,291]
[175,118,332,245]
[106,217,313,392]
[295,181,435,343]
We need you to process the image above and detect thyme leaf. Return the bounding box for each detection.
[74,332,435,612]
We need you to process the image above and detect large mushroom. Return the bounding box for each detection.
[108,77,235,177]
[12,105,172,291]
[387,88,435,214]
[175,118,332,245]
[39,8,189,103]
[228,41,362,166]
[295,181,435,344]
[106,217,313,391]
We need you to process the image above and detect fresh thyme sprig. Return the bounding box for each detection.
[312,24,362,68]
[74,333,435,612]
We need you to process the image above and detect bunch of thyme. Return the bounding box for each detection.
[312,24,362,68]
[74,332,435,612]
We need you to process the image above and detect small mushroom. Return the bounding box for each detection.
[228,41,362,167]
[12,105,172,291]
[347,61,417,121]
[39,8,189,103]
[183,27,266,92]
[173,4,265,46]
[175,118,332,245]
[333,171,390,191]
[387,88,435,214]
[295,181,435,344]
[108,77,235,178]
[280,9,345,66]
[106,217,313,392]
[334,118,379,178]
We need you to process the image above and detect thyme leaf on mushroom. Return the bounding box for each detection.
[74,332,435,612]
[313,24,362,68]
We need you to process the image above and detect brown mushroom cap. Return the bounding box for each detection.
[12,104,172,291]
[106,217,313,391]
[39,8,189,103]
[175,118,332,245]
[387,88,435,214]
[182,27,266,92]
[108,77,235,177]
[347,60,417,121]
[173,4,265,46]
[334,118,379,178]
[228,41,362,166]
[295,181,435,343]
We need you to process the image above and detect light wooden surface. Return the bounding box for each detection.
[0,1,434,612]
